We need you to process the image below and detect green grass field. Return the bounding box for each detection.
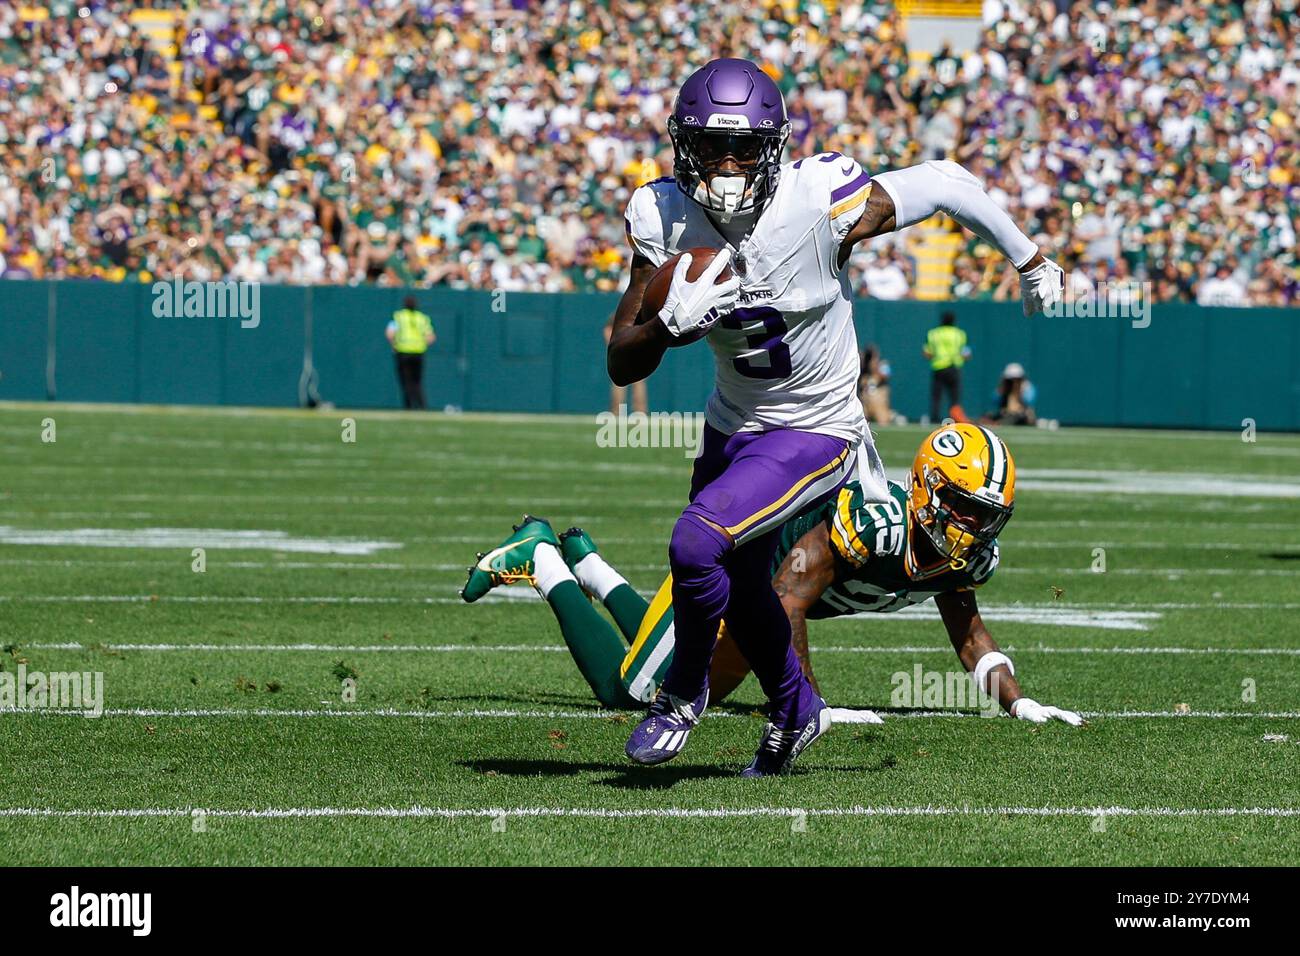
[1,402,1298,865]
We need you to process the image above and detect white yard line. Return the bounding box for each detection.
[0,400,602,425]
[801,600,1297,612]
[0,492,658,506]
[4,594,1296,610]
[0,401,1275,438]
[0,558,448,571]
[3,706,1297,720]
[997,567,1300,577]
[1,557,1296,578]
[4,491,1295,515]
[1006,520,1300,531]
[9,534,1273,548]
[0,595,463,604]
[23,642,573,652]
[0,527,402,554]
[19,641,1300,656]
[2,706,647,720]
[0,592,542,605]
[1,805,1298,820]
[0,558,670,573]
[17,459,680,479]
[1006,541,1293,550]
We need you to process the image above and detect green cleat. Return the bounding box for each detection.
[461,515,560,603]
[558,526,599,570]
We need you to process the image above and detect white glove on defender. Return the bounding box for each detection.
[657,249,739,338]
[1010,697,1084,726]
[1018,258,1065,317]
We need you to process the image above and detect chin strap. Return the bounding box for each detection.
[916,517,969,574]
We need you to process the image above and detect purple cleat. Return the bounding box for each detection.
[625,688,709,765]
[741,695,832,777]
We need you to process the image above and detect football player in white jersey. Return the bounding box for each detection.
[609,57,1064,776]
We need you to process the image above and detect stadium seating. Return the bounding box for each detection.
[0,0,1295,305]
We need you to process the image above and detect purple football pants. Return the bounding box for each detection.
[661,425,854,727]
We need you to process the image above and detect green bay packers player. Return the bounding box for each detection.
[462,424,1081,728]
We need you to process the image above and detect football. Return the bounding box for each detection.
[637,246,733,346]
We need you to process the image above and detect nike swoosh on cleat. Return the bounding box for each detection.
[476,536,538,571]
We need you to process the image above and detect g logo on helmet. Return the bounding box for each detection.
[932,428,964,457]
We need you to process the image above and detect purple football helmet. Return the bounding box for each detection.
[668,58,790,220]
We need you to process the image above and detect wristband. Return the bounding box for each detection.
[973,651,1015,696]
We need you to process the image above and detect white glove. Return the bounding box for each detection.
[657,249,739,338]
[828,707,885,725]
[1010,697,1084,726]
[1018,257,1065,317]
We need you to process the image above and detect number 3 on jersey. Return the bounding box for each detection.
[721,306,792,380]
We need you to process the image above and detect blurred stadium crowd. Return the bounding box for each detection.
[0,0,1296,306]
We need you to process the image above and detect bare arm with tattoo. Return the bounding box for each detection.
[836,165,1064,318]
[838,181,1048,274]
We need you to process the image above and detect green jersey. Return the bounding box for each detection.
[773,480,998,619]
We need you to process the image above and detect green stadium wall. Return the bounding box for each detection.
[1,280,1297,430]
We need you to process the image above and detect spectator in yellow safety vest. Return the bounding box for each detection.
[386,295,435,410]
[922,311,971,423]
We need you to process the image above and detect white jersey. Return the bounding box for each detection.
[625,153,873,445]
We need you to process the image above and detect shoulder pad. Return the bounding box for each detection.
[828,483,871,567]
[623,178,679,266]
[791,152,872,226]
[965,543,1000,587]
